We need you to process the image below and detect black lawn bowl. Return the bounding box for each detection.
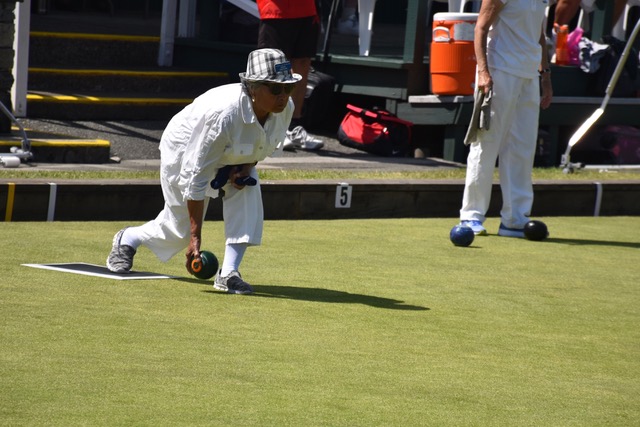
[524,220,549,241]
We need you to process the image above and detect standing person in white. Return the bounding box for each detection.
[459,0,553,237]
[106,49,299,294]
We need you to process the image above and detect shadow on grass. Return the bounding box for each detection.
[181,280,430,311]
[252,285,429,310]
[545,237,640,249]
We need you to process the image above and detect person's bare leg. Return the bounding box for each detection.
[556,0,625,27]
[290,57,311,121]
[285,56,323,150]
[554,0,581,26]
[613,0,625,26]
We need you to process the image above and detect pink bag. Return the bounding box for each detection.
[567,27,584,66]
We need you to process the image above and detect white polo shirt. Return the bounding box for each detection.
[487,0,548,79]
[159,83,293,201]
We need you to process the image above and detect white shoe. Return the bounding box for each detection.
[283,135,297,151]
[337,15,359,36]
[285,126,324,151]
[460,220,487,236]
[213,271,254,294]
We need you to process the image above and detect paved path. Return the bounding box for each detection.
[14,119,463,172]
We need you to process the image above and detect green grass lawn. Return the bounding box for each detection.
[1,167,640,182]
[2,218,639,426]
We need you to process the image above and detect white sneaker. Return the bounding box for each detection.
[337,15,359,36]
[285,126,324,151]
[106,228,136,273]
[213,271,254,295]
[283,135,297,151]
[460,220,487,236]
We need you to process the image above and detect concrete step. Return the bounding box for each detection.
[29,31,161,68]
[27,31,229,122]
[29,10,163,36]
[26,91,194,121]
[1,126,111,164]
[28,67,229,94]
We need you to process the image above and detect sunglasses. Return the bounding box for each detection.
[262,82,296,96]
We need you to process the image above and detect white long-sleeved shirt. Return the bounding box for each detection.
[159,83,293,201]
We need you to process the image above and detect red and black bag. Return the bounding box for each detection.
[337,104,413,157]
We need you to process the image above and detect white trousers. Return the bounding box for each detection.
[460,69,540,229]
[135,167,263,262]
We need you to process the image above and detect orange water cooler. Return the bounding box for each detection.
[430,13,478,95]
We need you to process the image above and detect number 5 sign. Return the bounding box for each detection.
[335,183,352,208]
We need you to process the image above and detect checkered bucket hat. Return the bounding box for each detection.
[239,49,302,84]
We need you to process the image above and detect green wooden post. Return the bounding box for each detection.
[403,0,430,97]
[443,125,468,163]
[590,0,614,42]
[403,0,427,63]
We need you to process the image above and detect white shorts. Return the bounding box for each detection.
[136,167,263,262]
